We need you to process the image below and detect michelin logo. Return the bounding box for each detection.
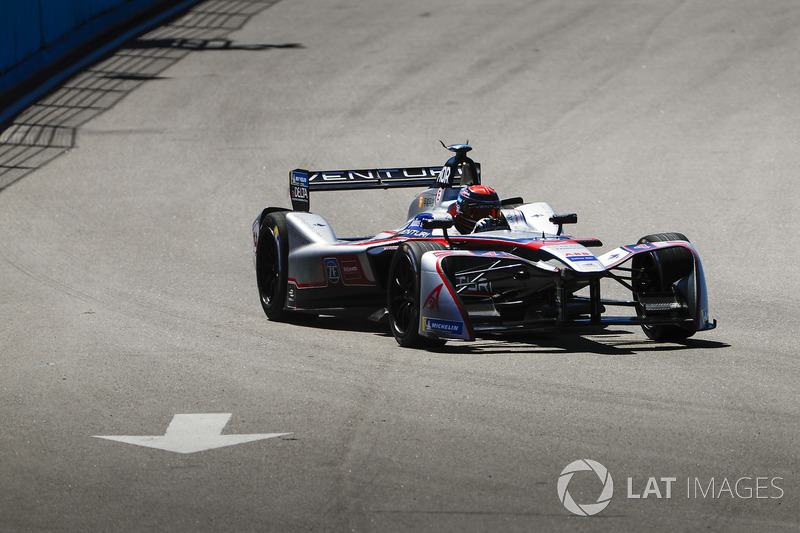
[290,171,309,187]
[422,317,463,335]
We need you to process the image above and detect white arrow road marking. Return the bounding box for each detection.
[94,413,290,454]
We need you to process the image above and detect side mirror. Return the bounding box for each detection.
[421,216,454,230]
[549,213,578,235]
[501,196,524,208]
[421,215,454,246]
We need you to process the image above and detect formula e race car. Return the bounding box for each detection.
[252,143,716,348]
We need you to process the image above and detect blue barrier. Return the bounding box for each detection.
[0,0,186,115]
[0,3,42,77]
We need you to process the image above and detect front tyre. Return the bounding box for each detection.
[256,210,289,321]
[632,232,696,341]
[387,241,446,348]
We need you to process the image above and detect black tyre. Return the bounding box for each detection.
[387,241,447,348]
[256,210,290,321]
[632,232,695,341]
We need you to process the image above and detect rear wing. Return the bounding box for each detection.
[289,165,478,211]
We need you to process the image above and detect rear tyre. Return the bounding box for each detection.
[632,232,696,341]
[387,241,447,348]
[256,210,290,321]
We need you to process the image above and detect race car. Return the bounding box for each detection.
[253,143,716,348]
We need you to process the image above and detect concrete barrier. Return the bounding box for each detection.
[0,0,193,119]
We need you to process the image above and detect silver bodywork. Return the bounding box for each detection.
[253,144,715,343]
[254,189,714,340]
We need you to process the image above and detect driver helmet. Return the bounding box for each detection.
[454,185,502,234]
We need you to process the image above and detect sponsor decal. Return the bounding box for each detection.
[436,165,452,186]
[323,258,340,284]
[252,219,259,250]
[504,209,525,227]
[308,167,443,182]
[287,283,297,307]
[291,186,308,201]
[599,248,633,265]
[340,257,369,284]
[415,195,436,210]
[398,228,432,237]
[544,243,589,252]
[565,252,598,262]
[290,171,308,187]
[455,274,492,295]
[470,250,511,257]
[424,284,444,311]
[321,255,372,285]
[622,242,656,253]
[422,317,464,335]
[398,215,434,237]
[290,171,309,202]
[401,167,439,178]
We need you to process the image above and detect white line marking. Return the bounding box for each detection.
[94,413,290,454]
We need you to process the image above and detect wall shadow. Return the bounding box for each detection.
[0,0,298,191]
[130,37,303,51]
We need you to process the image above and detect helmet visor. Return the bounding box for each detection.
[461,201,501,221]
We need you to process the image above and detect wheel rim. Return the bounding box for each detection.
[389,253,417,336]
[259,229,280,308]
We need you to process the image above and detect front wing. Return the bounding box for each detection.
[417,243,715,341]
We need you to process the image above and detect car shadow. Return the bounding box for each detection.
[285,314,389,334]
[426,330,729,356]
[286,316,728,356]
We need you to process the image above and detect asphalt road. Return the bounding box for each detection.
[1,0,798,531]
